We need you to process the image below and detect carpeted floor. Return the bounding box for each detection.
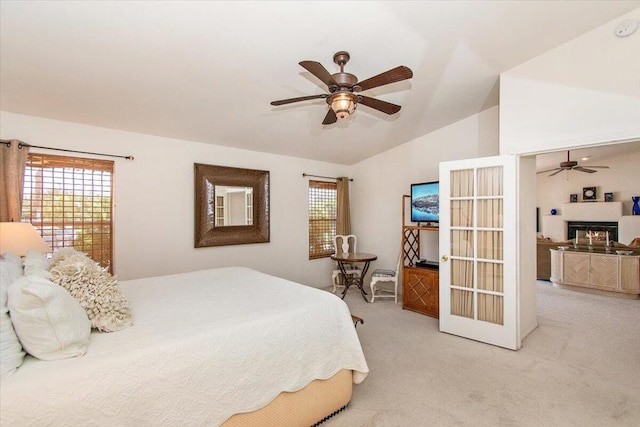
[325,281,640,427]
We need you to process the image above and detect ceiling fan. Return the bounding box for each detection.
[537,150,610,177]
[270,51,413,125]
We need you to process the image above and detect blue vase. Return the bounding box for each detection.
[633,196,640,216]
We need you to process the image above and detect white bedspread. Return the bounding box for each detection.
[0,267,368,426]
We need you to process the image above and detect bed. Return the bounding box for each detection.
[0,266,369,426]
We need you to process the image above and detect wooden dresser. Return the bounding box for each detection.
[550,248,640,298]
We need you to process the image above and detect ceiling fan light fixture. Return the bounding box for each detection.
[271,51,413,125]
[330,93,357,119]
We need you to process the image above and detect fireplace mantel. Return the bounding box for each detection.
[542,202,640,244]
[561,202,623,222]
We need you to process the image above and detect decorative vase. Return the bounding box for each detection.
[633,197,640,215]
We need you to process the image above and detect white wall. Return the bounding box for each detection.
[0,111,348,286]
[537,146,640,226]
[500,8,640,155]
[349,107,500,274]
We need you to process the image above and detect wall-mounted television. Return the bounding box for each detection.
[411,181,439,223]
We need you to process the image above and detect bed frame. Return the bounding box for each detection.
[223,369,353,426]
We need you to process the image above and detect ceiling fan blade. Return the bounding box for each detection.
[536,167,562,174]
[299,61,338,88]
[270,94,328,106]
[359,96,402,115]
[322,108,337,125]
[584,165,610,169]
[573,166,597,173]
[356,66,413,91]
[548,169,565,177]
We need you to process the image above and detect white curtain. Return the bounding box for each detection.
[477,294,504,325]
[449,166,504,324]
[450,169,473,198]
[477,167,504,325]
[477,262,503,292]
[0,140,29,222]
[451,200,473,227]
[477,166,503,196]
[451,289,473,319]
[451,230,473,257]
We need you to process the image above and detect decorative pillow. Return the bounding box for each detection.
[8,276,90,360]
[372,269,397,277]
[49,248,132,332]
[23,249,51,279]
[0,253,26,377]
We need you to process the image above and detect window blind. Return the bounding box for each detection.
[21,153,114,271]
[308,180,337,259]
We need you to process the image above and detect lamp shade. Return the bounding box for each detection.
[330,93,357,119]
[0,222,51,256]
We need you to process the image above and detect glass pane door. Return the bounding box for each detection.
[449,167,504,325]
[440,155,519,350]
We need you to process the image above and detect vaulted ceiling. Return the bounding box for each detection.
[1,1,638,164]
[535,141,640,174]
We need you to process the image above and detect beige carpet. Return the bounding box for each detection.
[325,281,640,426]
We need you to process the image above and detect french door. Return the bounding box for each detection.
[439,155,519,350]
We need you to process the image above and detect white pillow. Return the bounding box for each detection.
[0,252,23,282]
[0,253,26,377]
[8,276,91,360]
[23,249,51,279]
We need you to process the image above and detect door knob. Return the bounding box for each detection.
[441,255,449,262]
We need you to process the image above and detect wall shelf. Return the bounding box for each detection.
[403,225,439,232]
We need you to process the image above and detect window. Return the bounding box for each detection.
[308,180,337,259]
[21,153,114,271]
[246,190,253,225]
[215,195,225,226]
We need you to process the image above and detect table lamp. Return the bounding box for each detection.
[0,222,51,256]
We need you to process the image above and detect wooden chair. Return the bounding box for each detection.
[331,234,361,294]
[369,253,401,303]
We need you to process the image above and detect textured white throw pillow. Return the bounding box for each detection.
[49,248,132,332]
[0,253,26,377]
[8,276,91,360]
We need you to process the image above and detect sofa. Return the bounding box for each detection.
[536,238,571,280]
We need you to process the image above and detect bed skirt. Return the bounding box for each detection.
[223,369,353,426]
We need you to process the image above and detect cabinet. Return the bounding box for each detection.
[550,249,640,297]
[403,266,439,317]
[402,195,439,317]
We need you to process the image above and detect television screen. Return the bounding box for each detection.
[411,181,439,223]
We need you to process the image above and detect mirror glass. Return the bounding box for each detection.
[212,186,253,226]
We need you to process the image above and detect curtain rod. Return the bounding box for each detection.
[302,173,353,182]
[1,140,134,160]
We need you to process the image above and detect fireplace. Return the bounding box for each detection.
[567,221,618,244]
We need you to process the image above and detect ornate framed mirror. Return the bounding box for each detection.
[194,164,270,247]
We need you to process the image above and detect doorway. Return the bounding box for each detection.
[534,141,640,244]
